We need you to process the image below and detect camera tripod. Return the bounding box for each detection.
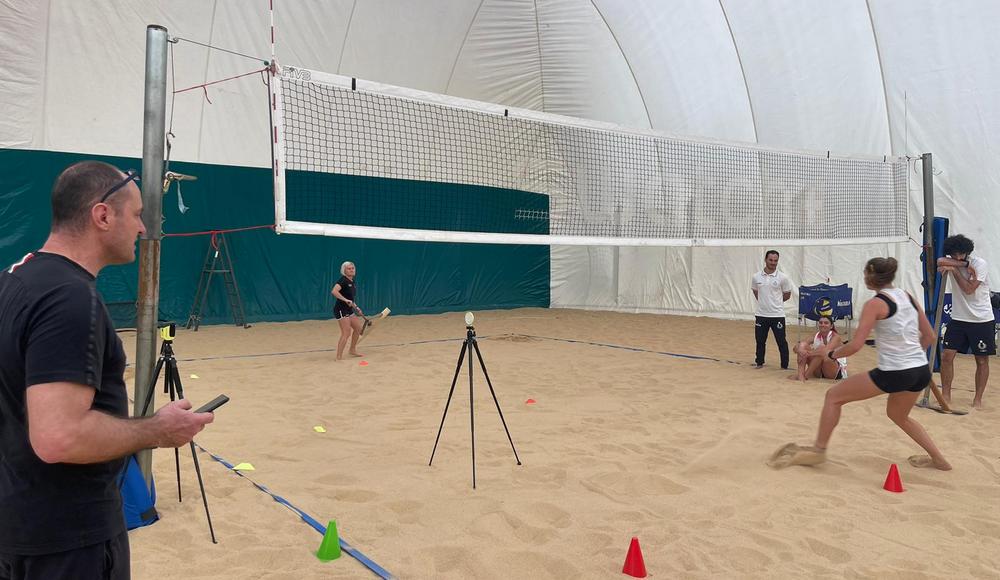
[138,324,218,542]
[428,323,521,488]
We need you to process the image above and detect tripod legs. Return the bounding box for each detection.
[469,339,476,489]
[167,360,219,544]
[429,333,520,489]
[471,340,521,466]
[140,342,219,543]
[429,341,468,467]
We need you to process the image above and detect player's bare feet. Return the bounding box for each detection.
[349,351,364,358]
[907,454,952,471]
[787,373,806,381]
[972,398,984,410]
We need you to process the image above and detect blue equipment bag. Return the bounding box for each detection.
[120,455,158,529]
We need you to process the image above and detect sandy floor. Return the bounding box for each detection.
[122,308,1000,579]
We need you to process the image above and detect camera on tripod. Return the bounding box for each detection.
[429,311,521,488]
[159,322,176,342]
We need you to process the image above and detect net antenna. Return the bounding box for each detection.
[270,64,909,247]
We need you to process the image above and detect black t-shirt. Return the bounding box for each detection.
[335,275,356,307]
[0,252,128,555]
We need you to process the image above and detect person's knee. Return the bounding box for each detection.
[941,350,957,363]
[824,388,844,406]
[886,406,909,426]
[974,356,990,368]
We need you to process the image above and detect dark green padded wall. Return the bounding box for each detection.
[0,149,550,327]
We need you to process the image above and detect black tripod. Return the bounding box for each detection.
[139,324,218,543]
[428,323,521,488]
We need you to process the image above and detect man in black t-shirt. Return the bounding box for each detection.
[0,161,215,580]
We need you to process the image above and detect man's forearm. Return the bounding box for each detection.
[950,271,978,294]
[938,257,968,268]
[40,411,164,464]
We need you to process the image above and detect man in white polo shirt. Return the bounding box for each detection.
[751,250,794,369]
[937,234,994,409]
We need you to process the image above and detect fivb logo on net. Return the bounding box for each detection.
[281,66,312,81]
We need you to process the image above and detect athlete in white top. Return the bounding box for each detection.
[768,257,951,471]
[937,234,993,409]
[789,316,847,381]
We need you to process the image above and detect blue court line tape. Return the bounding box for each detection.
[516,334,746,366]
[195,443,396,580]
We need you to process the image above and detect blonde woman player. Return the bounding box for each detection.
[331,261,364,360]
[788,315,847,381]
[770,257,951,471]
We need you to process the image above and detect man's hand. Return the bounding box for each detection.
[152,399,215,448]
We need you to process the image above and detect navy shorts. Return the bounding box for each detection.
[943,319,997,356]
[868,365,931,394]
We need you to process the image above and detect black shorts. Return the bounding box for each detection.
[943,319,997,356]
[0,530,129,580]
[334,303,355,320]
[868,365,932,394]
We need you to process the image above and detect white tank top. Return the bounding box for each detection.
[813,331,848,369]
[874,287,929,371]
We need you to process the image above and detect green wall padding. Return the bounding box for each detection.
[0,149,550,327]
[286,171,549,234]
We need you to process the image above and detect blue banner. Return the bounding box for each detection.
[798,283,853,321]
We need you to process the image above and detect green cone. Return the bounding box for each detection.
[316,520,342,561]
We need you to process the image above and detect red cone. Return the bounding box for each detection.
[622,537,647,578]
[883,463,904,493]
[525,398,536,404]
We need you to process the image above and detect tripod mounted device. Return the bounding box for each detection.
[428,312,521,488]
[138,323,219,542]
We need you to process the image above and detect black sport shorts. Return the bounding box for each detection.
[868,365,932,394]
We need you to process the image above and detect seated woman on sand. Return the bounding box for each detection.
[789,315,847,381]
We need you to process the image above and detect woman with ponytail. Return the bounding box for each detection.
[770,257,951,471]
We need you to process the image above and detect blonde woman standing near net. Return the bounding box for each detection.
[331,261,364,360]
[769,257,951,471]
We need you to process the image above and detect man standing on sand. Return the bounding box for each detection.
[0,161,215,579]
[937,234,994,409]
[752,250,793,369]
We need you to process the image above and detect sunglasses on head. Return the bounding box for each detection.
[99,169,140,203]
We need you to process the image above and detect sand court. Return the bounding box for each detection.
[124,308,1000,579]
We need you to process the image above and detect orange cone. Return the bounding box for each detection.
[622,537,647,578]
[525,398,536,404]
[883,463,904,492]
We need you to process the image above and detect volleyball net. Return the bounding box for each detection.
[272,64,908,247]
